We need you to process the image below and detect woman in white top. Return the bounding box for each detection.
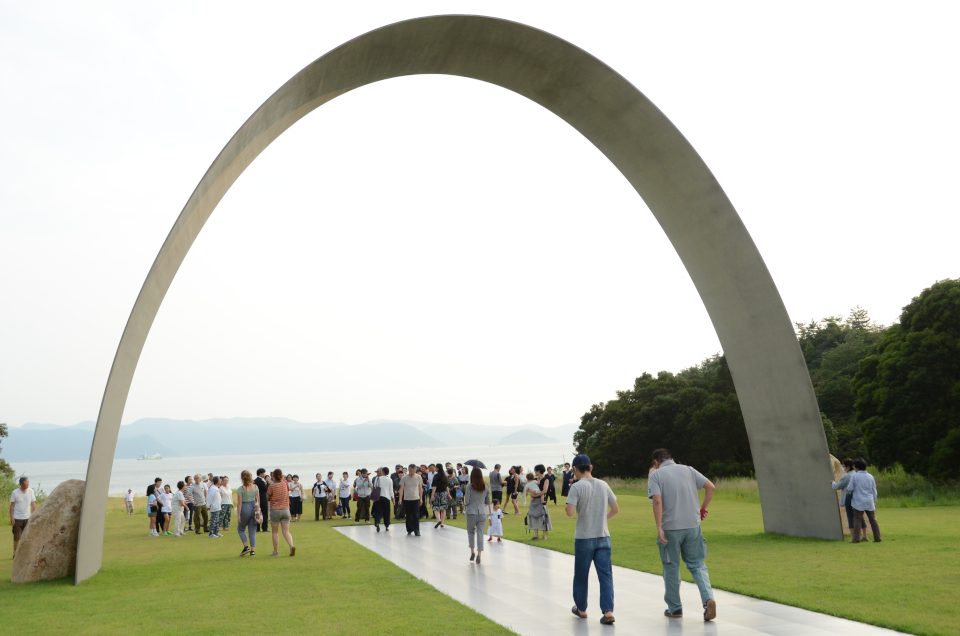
[158,485,173,535]
[206,476,223,538]
[338,473,352,519]
[289,475,304,522]
[219,476,233,530]
[172,481,188,536]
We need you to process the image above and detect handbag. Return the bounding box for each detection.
[371,477,382,502]
[337,504,343,516]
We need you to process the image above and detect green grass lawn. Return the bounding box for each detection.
[447,492,960,636]
[0,499,516,636]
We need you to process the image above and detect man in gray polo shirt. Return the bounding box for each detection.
[648,448,716,621]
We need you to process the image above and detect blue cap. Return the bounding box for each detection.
[572,454,591,468]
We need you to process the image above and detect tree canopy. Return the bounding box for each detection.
[576,279,960,480]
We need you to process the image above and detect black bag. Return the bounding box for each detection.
[371,476,382,502]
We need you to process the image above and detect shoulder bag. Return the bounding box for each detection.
[371,477,382,502]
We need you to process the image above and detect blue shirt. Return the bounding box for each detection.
[846,471,877,512]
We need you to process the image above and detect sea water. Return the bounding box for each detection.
[15,442,575,496]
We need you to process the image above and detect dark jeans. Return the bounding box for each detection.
[355,496,371,522]
[259,500,269,532]
[316,497,328,520]
[186,502,195,527]
[844,494,867,530]
[574,537,614,614]
[853,509,882,542]
[372,498,391,527]
[340,496,351,517]
[404,500,420,534]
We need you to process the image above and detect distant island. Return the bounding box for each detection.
[5,417,578,462]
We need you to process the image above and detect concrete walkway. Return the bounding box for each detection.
[336,523,907,636]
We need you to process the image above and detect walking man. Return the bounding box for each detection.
[399,463,423,536]
[846,459,882,543]
[10,476,37,559]
[648,448,716,621]
[566,454,618,625]
[190,473,209,535]
[313,473,328,521]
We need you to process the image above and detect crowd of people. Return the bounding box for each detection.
[109,450,884,626]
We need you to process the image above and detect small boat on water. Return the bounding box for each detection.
[137,453,162,460]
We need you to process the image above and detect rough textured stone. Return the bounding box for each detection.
[12,479,83,583]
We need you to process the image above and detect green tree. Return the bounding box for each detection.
[0,423,13,478]
[574,356,753,478]
[853,279,960,477]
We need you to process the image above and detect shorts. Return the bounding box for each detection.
[12,518,28,541]
[269,508,292,524]
[510,492,518,500]
[491,491,503,503]
[148,511,157,518]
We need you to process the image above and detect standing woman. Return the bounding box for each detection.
[464,467,491,564]
[432,463,449,529]
[220,476,233,530]
[146,484,158,537]
[267,468,296,556]
[457,466,470,514]
[339,472,352,519]
[172,481,188,537]
[526,468,552,540]
[206,476,223,538]
[446,468,460,520]
[236,470,260,556]
[418,468,430,520]
[561,462,573,498]
[289,475,304,522]
[183,475,196,531]
[507,467,520,515]
[158,485,173,536]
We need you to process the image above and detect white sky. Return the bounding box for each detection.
[1,2,958,429]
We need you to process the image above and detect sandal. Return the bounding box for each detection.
[600,615,615,625]
[571,606,587,619]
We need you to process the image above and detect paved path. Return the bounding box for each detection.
[336,523,907,636]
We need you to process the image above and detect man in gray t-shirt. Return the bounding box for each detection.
[565,454,618,625]
[648,448,716,621]
[489,465,504,506]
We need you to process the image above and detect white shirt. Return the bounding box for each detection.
[220,485,231,503]
[158,492,173,513]
[125,492,134,503]
[339,480,351,498]
[206,485,222,511]
[10,487,36,520]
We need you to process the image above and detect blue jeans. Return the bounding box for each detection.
[573,536,614,614]
[658,526,713,614]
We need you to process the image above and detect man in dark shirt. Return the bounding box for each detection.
[392,465,404,520]
[254,468,269,532]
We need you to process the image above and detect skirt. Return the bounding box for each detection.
[289,496,303,515]
[433,491,449,509]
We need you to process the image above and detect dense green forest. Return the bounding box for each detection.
[575,278,960,479]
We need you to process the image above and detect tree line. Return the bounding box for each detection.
[575,278,960,480]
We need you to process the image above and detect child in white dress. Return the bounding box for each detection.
[487,500,504,542]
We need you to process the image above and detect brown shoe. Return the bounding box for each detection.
[289,547,296,557]
[703,599,717,621]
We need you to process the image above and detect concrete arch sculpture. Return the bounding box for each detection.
[77,14,841,584]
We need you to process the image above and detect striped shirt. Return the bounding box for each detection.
[267,482,290,510]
